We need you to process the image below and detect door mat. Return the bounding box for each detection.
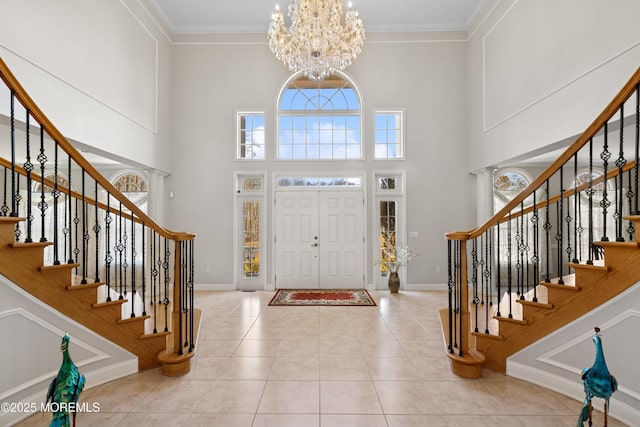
[268,289,376,306]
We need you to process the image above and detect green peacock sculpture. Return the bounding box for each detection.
[46,334,86,427]
[577,327,618,427]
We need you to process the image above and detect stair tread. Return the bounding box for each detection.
[494,315,528,325]
[93,299,128,308]
[118,315,151,324]
[67,282,104,291]
[141,330,171,340]
[595,240,640,248]
[39,263,80,272]
[542,282,581,292]
[517,299,553,309]
[9,241,54,248]
[0,216,25,224]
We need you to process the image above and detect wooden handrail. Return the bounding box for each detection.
[0,56,194,242]
[446,66,640,241]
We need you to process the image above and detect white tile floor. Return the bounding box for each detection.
[16,290,628,426]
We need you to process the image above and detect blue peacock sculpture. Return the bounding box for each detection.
[577,327,617,427]
[46,334,86,427]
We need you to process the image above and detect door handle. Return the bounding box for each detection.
[311,243,318,247]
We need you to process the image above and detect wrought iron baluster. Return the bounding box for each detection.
[163,238,170,332]
[447,239,453,353]
[515,206,522,298]
[122,218,129,296]
[531,190,539,302]
[456,239,463,356]
[627,169,635,241]
[67,154,74,263]
[524,208,530,296]
[105,193,112,302]
[1,168,8,216]
[81,171,88,284]
[23,111,33,242]
[10,91,17,217]
[94,180,100,282]
[557,166,565,284]
[52,143,60,265]
[573,155,580,263]
[142,222,147,316]
[130,216,136,318]
[634,83,640,215]
[62,190,68,263]
[615,105,626,242]
[189,238,194,352]
[117,201,124,299]
[38,127,47,242]
[14,174,21,241]
[178,240,185,355]
[483,230,491,334]
[151,229,158,334]
[496,222,501,317]
[73,198,80,270]
[544,181,551,282]
[586,138,595,265]
[507,212,513,318]
[601,122,611,242]
[472,238,479,333]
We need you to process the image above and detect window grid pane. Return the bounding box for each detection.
[238,113,265,160]
[374,112,403,159]
[278,76,361,160]
[242,201,260,278]
[379,200,397,277]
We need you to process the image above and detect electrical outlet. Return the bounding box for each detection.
[206,265,211,273]
[435,265,441,273]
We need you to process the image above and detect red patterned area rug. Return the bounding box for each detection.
[269,289,376,306]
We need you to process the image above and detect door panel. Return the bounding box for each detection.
[318,192,364,289]
[275,190,364,289]
[275,192,319,289]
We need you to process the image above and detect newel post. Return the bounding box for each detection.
[442,231,485,378]
[171,240,183,356]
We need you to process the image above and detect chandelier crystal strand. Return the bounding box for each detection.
[268,0,365,80]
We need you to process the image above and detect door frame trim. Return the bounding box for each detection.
[271,171,368,290]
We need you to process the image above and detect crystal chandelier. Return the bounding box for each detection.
[268,0,365,80]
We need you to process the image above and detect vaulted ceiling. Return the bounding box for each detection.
[143,0,490,34]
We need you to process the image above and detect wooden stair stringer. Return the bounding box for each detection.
[0,233,168,371]
[476,242,640,372]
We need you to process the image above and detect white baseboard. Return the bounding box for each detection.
[406,283,448,291]
[508,360,640,427]
[194,283,448,292]
[194,283,235,291]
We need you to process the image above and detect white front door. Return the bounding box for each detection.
[275,190,364,289]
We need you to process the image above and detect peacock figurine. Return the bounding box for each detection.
[46,334,86,427]
[577,327,618,427]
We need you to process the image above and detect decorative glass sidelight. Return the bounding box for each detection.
[379,200,397,277]
[242,201,261,278]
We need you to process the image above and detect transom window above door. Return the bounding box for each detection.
[277,72,362,160]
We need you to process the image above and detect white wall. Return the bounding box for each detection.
[0,276,137,426]
[0,0,174,173]
[166,32,474,288]
[467,0,640,172]
[508,283,640,426]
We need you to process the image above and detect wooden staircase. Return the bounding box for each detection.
[0,216,174,371]
[448,216,640,374]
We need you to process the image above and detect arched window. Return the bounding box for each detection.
[277,72,362,160]
[112,171,148,213]
[493,168,533,212]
